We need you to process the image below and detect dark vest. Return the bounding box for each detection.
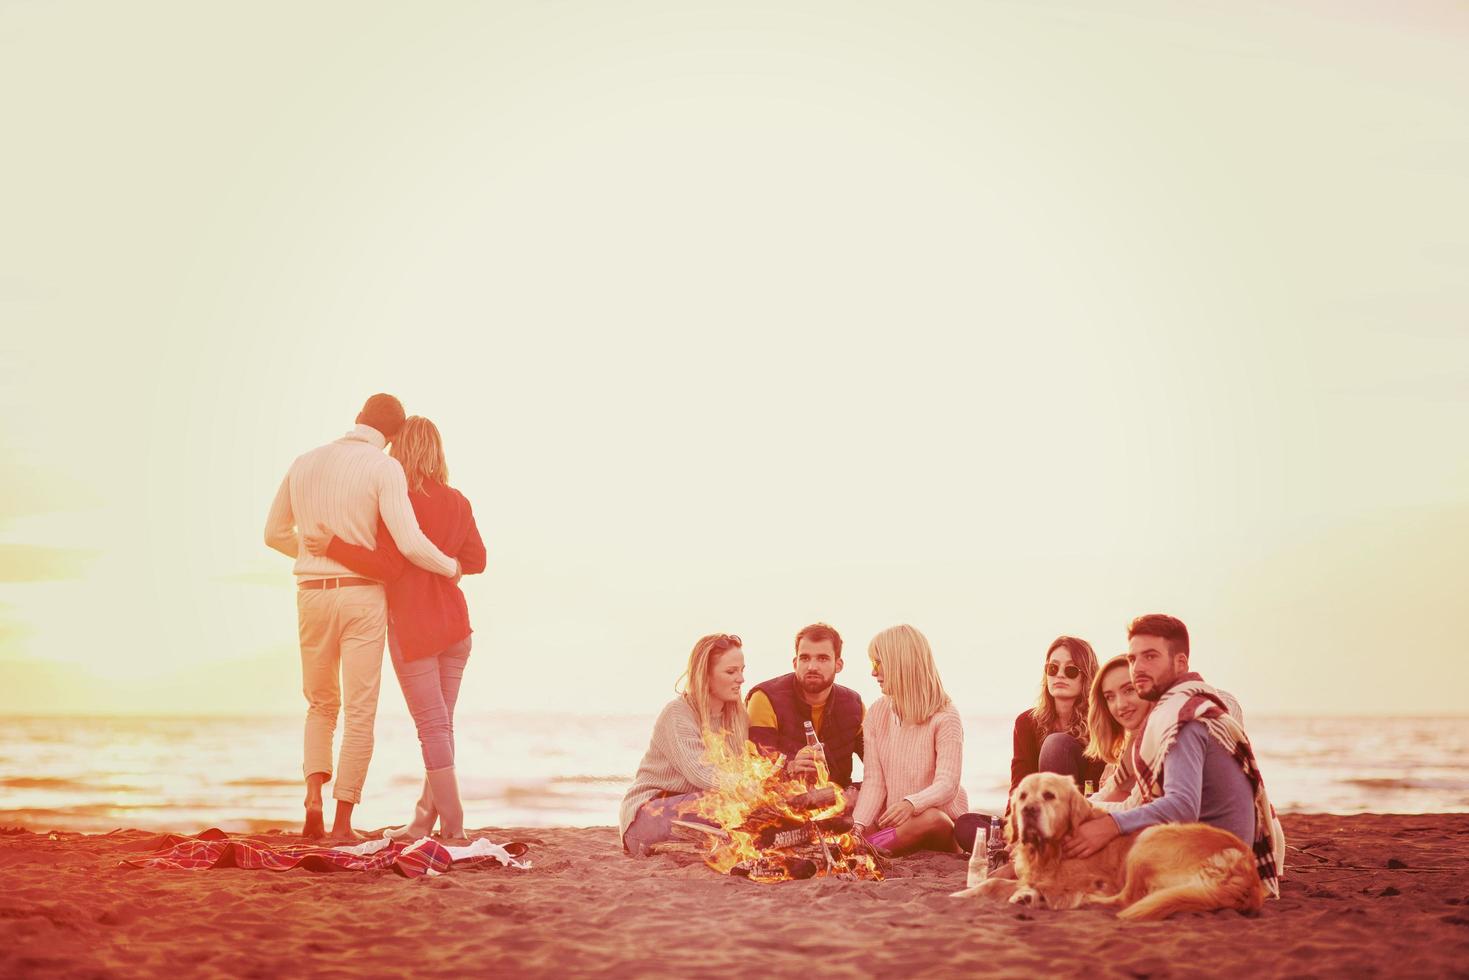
[747,673,864,787]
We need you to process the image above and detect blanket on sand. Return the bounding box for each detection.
[120,829,530,879]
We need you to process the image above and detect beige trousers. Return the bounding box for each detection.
[296,584,387,805]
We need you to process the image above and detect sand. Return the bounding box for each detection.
[2,813,1467,978]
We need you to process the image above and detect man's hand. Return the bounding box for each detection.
[878,799,915,829]
[302,523,333,557]
[787,745,821,777]
[1064,816,1120,859]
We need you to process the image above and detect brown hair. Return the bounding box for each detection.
[1029,636,1099,741]
[1127,614,1190,656]
[356,393,406,439]
[390,416,449,493]
[1085,654,1132,763]
[794,622,843,658]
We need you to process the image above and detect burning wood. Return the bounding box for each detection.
[672,734,884,882]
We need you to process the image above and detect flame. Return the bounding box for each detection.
[673,732,883,882]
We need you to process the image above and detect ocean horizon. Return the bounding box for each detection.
[4,712,1466,834]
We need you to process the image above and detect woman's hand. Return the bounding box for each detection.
[878,799,915,829]
[302,523,333,557]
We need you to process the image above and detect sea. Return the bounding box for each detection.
[2,714,1466,834]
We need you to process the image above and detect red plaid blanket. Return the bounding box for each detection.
[120,829,528,880]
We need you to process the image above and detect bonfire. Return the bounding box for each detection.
[665,734,885,882]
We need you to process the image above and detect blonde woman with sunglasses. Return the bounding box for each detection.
[620,633,750,857]
[1008,635,1106,793]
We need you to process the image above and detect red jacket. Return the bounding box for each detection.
[326,481,486,661]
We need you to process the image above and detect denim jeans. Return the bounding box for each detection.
[623,791,719,857]
[388,628,471,772]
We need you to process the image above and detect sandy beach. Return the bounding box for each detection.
[1,813,1466,978]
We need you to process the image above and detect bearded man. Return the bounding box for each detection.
[746,622,865,808]
[1063,613,1285,899]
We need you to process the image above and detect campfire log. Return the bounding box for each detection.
[731,856,819,881]
[741,785,841,837]
[669,819,728,842]
[785,786,837,812]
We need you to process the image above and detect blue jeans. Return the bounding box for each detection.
[623,791,718,857]
[388,628,471,772]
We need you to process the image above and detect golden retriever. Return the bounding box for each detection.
[952,772,1266,920]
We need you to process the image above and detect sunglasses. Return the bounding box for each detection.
[1045,663,1082,679]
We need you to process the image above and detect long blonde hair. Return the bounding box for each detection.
[1085,654,1133,763]
[675,633,749,748]
[868,624,950,725]
[390,416,449,493]
[1030,635,1099,742]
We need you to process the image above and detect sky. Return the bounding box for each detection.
[1,0,1466,719]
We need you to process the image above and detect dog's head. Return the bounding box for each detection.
[1008,772,1095,847]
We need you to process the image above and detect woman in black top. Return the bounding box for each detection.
[1009,635,1106,792]
[956,634,1109,854]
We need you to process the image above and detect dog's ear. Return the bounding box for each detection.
[1067,782,1095,831]
[1006,800,1019,845]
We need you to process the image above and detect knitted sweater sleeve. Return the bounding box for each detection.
[852,704,887,829]
[661,703,718,790]
[904,708,965,813]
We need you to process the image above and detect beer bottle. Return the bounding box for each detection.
[985,815,1007,875]
[802,720,828,786]
[1084,779,1096,797]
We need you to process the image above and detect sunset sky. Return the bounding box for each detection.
[2,1,1465,719]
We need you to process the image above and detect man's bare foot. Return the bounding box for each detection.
[302,772,329,839]
[324,801,359,845]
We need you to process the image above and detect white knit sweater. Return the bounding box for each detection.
[264,425,456,578]
[852,697,968,828]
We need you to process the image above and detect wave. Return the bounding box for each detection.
[1343,776,1469,792]
[0,777,143,792]
[550,775,631,785]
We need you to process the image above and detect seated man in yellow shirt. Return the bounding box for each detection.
[746,622,865,812]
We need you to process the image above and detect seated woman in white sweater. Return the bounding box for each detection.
[851,624,968,856]
[619,632,749,857]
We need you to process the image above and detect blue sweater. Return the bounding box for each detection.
[1111,721,1256,845]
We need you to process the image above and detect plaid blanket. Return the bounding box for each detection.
[120,829,530,880]
[1126,674,1286,898]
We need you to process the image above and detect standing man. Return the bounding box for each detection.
[264,393,460,841]
[747,623,864,807]
[1064,614,1285,898]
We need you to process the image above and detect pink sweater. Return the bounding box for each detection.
[853,698,968,828]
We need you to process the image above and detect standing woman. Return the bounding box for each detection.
[851,625,968,856]
[1009,635,1106,792]
[620,633,749,857]
[303,416,486,843]
[1084,653,1152,804]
